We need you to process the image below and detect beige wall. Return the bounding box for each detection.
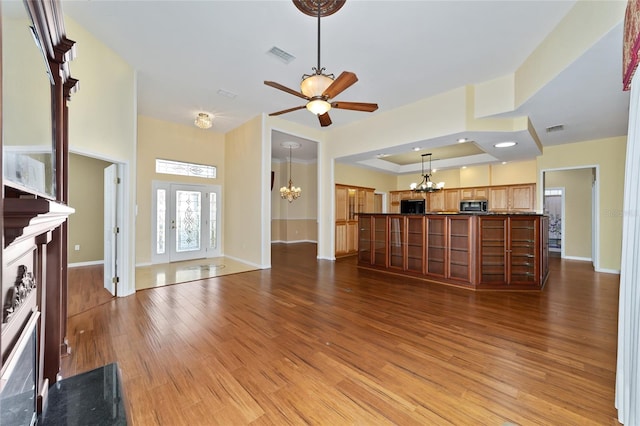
[225,115,265,266]
[136,115,226,265]
[538,136,626,272]
[65,17,138,295]
[395,160,536,192]
[271,160,317,243]
[2,16,51,149]
[68,154,113,264]
[545,168,593,260]
[334,163,397,193]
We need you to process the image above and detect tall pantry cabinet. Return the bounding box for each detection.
[335,184,375,257]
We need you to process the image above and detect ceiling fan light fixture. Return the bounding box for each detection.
[306,98,331,115]
[300,74,333,98]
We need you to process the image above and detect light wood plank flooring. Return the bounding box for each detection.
[63,243,620,425]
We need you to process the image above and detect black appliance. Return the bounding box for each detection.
[459,199,488,212]
[401,199,425,214]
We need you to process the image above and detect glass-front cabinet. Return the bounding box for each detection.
[358,213,548,291]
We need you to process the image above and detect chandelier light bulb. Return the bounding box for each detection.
[280,143,302,202]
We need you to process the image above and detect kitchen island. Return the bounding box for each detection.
[357,213,549,290]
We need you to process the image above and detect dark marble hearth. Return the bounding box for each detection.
[38,363,127,425]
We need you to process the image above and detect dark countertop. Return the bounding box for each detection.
[38,363,127,425]
[358,212,545,216]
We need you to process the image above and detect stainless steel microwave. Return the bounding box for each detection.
[460,199,488,212]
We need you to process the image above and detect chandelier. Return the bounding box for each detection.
[410,153,445,192]
[280,141,302,202]
[194,112,212,129]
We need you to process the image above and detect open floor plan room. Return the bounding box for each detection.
[63,243,619,425]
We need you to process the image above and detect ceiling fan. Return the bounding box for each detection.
[264,0,378,127]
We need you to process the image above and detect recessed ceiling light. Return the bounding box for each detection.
[457,138,468,143]
[501,161,508,165]
[376,153,389,158]
[461,166,467,169]
[494,142,517,148]
[413,147,421,151]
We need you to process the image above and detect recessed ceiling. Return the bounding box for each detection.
[381,143,484,166]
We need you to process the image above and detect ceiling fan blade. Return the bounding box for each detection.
[318,112,332,127]
[264,81,309,100]
[322,71,358,99]
[331,101,379,112]
[269,105,307,116]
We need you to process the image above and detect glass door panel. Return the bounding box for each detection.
[175,190,202,253]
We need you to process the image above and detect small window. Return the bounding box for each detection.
[544,189,562,196]
[155,159,216,179]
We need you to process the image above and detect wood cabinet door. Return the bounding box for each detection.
[460,188,474,200]
[444,189,460,211]
[358,216,373,264]
[390,191,402,213]
[478,217,508,285]
[347,222,359,254]
[335,222,348,256]
[510,184,535,211]
[429,191,445,212]
[461,187,488,200]
[364,190,375,213]
[488,187,509,211]
[406,216,425,273]
[448,216,472,282]
[426,216,447,277]
[508,216,539,285]
[335,186,348,221]
[388,216,405,270]
[474,187,489,199]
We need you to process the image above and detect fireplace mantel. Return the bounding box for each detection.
[4,198,74,248]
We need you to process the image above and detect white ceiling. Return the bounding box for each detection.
[61,0,630,172]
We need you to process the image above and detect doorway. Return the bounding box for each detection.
[152,181,221,263]
[544,187,564,255]
[542,167,597,266]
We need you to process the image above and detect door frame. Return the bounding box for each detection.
[69,148,133,296]
[151,180,222,264]
[539,165,599,270]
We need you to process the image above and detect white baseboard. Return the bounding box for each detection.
[563,255,592,262]
[595,267,621,274]
[271,240,317,244]
[68,260,104,268]
[222,254,269,269]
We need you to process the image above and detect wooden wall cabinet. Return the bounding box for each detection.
[335,184,375,257]
[427,189,460,212]
[488,184,535,212]
[461,187,488,200]
[390,184,535,213]
[389,190,426,213]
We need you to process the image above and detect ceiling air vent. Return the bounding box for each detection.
[267,46,296,64]
[546,124,564,133]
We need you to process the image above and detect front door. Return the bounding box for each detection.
[152,182,221,263]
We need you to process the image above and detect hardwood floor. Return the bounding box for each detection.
[67,265,114,317]
[62,243,620,425]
